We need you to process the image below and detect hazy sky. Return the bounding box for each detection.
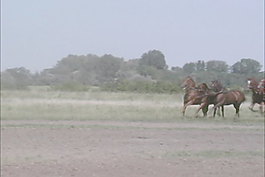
[2,0,264,72]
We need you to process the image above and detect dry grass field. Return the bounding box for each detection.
[1,88,264,177]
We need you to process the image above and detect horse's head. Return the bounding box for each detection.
[197,83,209,92]
[210,80,223,92]
[247,78,258,90]
[210,80,218,88]
[181,76,196,91]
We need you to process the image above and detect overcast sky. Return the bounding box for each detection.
[1,0,264,72]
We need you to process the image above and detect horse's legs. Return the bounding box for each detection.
[212,100,225,113]
[248,102,255,112]
[221,106,224,117]
[212,106,220,117]
[213,107,217,117]
[202,106,208,117]
[182,104,186,116]
[259,102,265,115]
[195,102,208,117]
[182,100,195,116]
[214,107,223,117]
[211,105,220,117]
[233,103,240,117]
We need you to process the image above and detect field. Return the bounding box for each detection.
[1,88,264,177]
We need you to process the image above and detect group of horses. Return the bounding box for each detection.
[181,76,265,118]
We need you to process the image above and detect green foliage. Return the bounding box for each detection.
[1,51,263,93]
[196,60,205,72]
[103,80,181,93]
[139,50,167,70]
[183,60,206,73]
[1,67,32,90]
[183,62,196,74]
[40,54,123,85]
[206,60,228,72]
[231,58,261,74]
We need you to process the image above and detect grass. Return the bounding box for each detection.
[1,87,264,124]
[1,98,178,121]
[1,88,180,121]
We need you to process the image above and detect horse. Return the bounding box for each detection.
[192,83,214,117]
[181,76,196,91]
[210,80,226,117]
[211,90,246,119]
[247,78,264,114]
[257,79,265,95]
[181,76,210,117]
[210,80,226,92]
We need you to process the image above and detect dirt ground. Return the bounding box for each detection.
[1,120,264,177]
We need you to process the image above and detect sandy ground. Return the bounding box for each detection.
[1,120,264,177]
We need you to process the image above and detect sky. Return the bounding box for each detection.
[1,0,264,72]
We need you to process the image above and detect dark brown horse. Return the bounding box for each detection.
[210,80,226,117]
[210,80,226,92]
[181,77,210,117]
[211,90,246,118]
[247,78,264,114]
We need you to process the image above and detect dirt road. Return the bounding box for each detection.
[1,120,264,177]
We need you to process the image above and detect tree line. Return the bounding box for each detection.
[1,50,264,93]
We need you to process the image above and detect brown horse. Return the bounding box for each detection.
[181,76,210,117]
[192,83,213,117]
[181,76,196,91]
[211,90,246,118]
[210,80,226,117]
[257,79,265,95]
[247,78,264,114]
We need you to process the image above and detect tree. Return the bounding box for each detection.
[206,60,228,72]
[182,61,206,73]
[139,50,167,69]
[1,67,33,89]
[231,58,261,74]
[196,60,205,72]
[171,66,182,72]
[95,54,123,83]
[183,62,196,73]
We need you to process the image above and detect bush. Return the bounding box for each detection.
[102,80,181,93]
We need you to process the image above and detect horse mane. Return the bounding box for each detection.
[247,78,259,84]
[199,83,209,89]
[181,76,196,90]
[185,76,195,82]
